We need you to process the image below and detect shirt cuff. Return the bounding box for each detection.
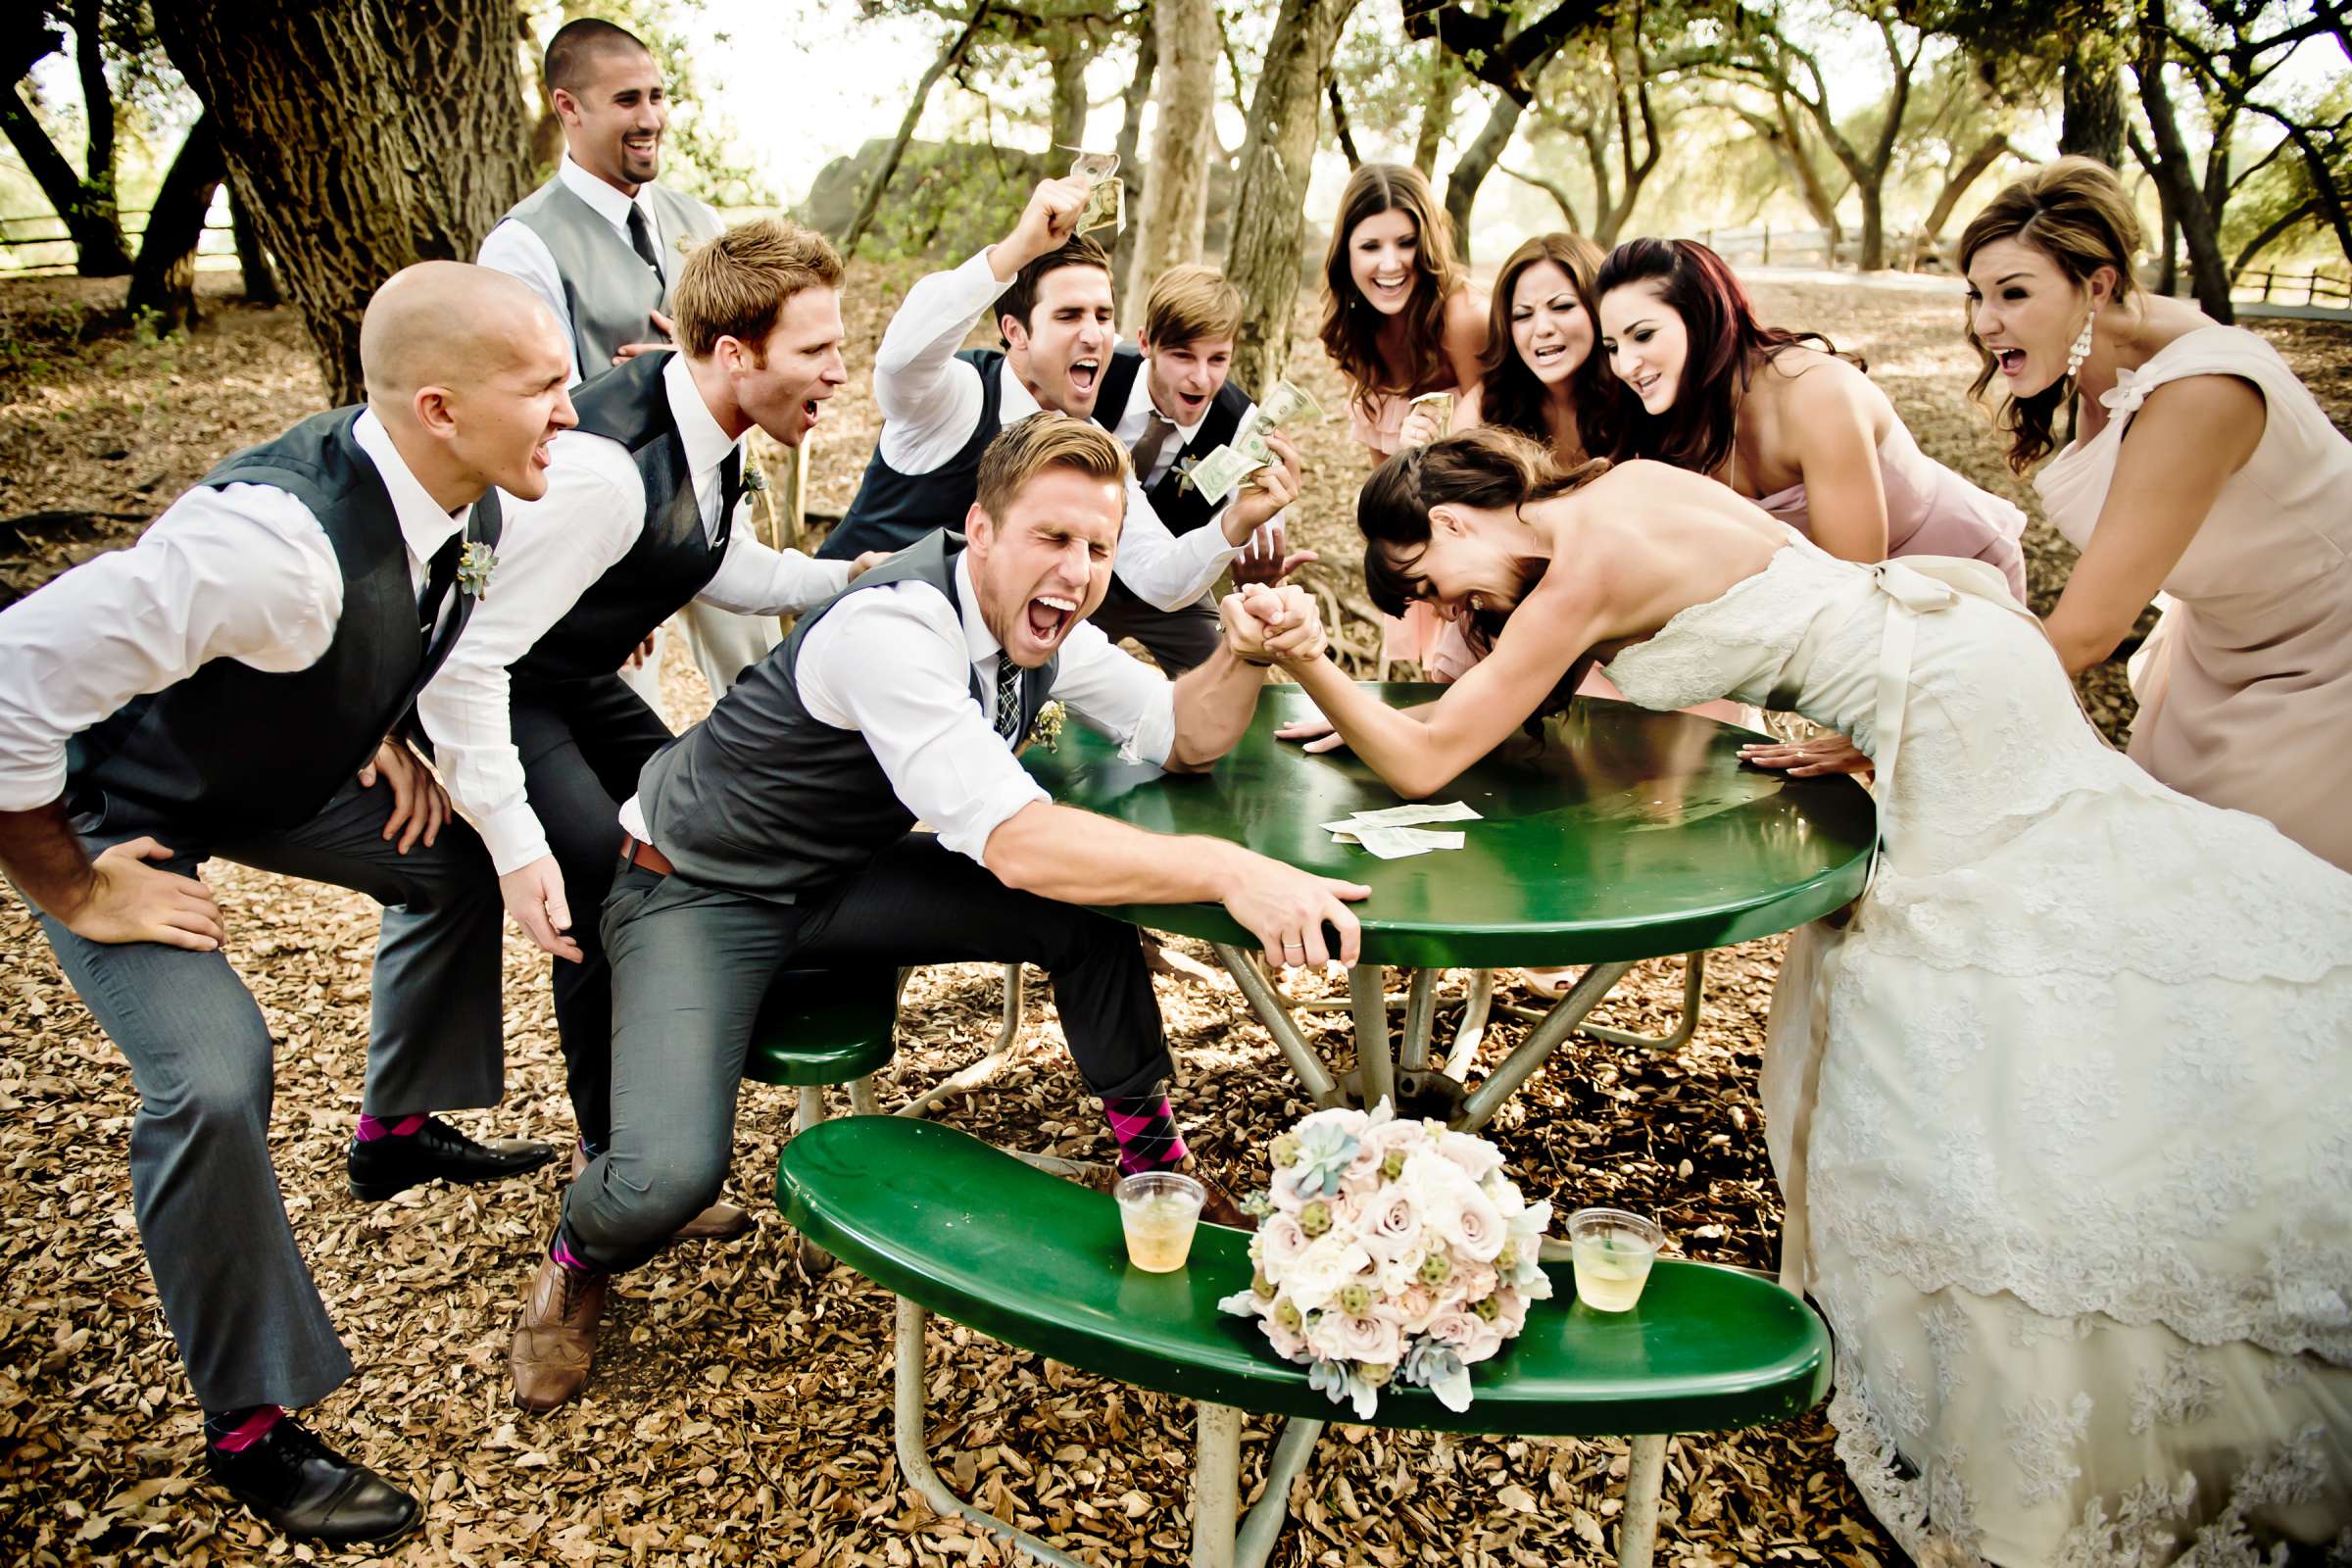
[476,800,553,877]
[1121,683,1178,770]
[933,771,1052,868]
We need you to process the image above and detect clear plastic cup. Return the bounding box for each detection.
[1115,1171,1205,1272]
[1568,1206,1663,1312]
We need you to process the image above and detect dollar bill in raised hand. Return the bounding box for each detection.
[1062,146,1121,183]
[1076,175,1124,235]
[1186,443,1265,506]
[1256,377,1326,430]
[1408,389,1455,432]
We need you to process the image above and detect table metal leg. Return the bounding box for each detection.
[1192,1403,1241,1568]
[1581,952,1707,1054]
[1350,964,1396,1110]
[1232,1416,1323,1568]
[1212,944,1342,1105]
[1618,1433,1669,1568]
[1453,960,1636,1132]
[1445,968,1496,1077]
[1397,968,1437,1074]
[893,1298,1093,1568]
[898,963,1026,1119]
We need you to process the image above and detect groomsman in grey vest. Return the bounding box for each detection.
[478,16,777,709]
[0,265,572,1545]
[507,416,1368,1409]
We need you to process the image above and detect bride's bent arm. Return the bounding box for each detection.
[1289,598,1599,800]
[2041,373,2263,674]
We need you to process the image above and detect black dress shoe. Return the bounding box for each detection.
[347,1115,555,1201]
[206,1417,419,1545]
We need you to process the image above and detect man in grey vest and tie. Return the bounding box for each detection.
[0,266,575,1545]
[478,17,778,710]
[506,416,1370,1409]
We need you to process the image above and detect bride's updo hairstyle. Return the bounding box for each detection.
[1958,156,2143,473]
[1359,426,1606,618]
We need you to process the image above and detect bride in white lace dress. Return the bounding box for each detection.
[1287,429,2352,1564]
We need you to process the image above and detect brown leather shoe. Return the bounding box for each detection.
[510,1257,607,1412]
[571,1146,754,1245]
[669,1201,755,1242]
[1190,1169,1257,1232]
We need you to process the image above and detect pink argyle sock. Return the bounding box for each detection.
[355,1113,427,1141]
[210,1404,283,1453]
[1103,1095,1188,1176]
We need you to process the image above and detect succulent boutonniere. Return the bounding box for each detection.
[1174,454,1203,496]
[457,541,498,599]
[739,462,768,494]
[1025,699,1067,750]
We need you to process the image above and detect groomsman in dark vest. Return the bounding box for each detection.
[478,16,778,708]
[0,264,574,1545]
[420,218,888,1243]
[1093,264,1319,673]
[815,177,1303,662]
[507,416,1366,1409]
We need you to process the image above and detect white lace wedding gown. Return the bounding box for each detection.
[1601,535,2352,1565]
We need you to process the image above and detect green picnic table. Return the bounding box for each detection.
[778,1115,1832,1568]
[1025,683,1875,1125]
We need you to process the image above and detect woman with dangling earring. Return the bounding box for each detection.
[1962,156,2352,871]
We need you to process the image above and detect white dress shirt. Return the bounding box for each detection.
[617,552,1177,864]
[1103,357,1290,541]
[871,248,1242,610]
[419,354,853,873]
[0,412,466,812]
[475,155,713,386]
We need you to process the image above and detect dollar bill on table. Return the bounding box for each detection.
[1186,443,1265,506]
[1345,802,1482,828]
[1350,825,1467,859]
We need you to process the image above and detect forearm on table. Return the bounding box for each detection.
[1292,660,1447,796]
[983,801,1249,908]
[1165,641,1263,770]
[0,799,98,920]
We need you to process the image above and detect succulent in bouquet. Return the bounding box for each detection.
[1218,1101,1551,1418]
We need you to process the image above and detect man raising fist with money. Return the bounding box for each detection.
[818,177,1301,634]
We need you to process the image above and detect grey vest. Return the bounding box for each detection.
[504,175,721,377]
[637,530,1058,901]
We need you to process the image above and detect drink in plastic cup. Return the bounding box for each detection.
[1115,1171,1205,1272]
[1569,1206,1663,1312]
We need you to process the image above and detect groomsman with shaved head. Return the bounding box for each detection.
[0,263,576,1546]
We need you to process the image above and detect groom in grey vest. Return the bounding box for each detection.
[506,416,1371,1410]
[479,16,777,707]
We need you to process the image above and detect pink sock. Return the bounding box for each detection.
[213,1404,283,1453]
[355,1112,427,1141]
[551,1238,595,1274]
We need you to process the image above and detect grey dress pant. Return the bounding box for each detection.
[561,832,1169,1274]
[32,773,508,1413]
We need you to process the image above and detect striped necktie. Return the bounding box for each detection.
[993,655,1022,744]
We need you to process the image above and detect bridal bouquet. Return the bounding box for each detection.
[1217,1102,1552,1418]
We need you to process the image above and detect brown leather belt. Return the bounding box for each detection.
[619,834,674,877]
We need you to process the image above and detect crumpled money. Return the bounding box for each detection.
[1320,802,1480,858]
[1189,376,1327,503]
[1061,145,1124,236]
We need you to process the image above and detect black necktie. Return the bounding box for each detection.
[626,204,662,276]
[417,532,463,639]
[716,447,744,542]
[993,655,1022,745]
[1130,411,1179,486]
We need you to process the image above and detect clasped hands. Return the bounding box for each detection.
[1219,582,1325,668]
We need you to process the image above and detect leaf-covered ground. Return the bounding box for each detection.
[2,267,2345,1567]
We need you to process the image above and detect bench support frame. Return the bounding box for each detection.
[891,1297,1675,1568]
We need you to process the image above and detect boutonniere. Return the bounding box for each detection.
[1025,700,1067,749]
[740,463,768,494]
[457,541,498,599]
[1174,455,1202,496]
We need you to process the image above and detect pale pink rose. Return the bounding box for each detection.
[1459,1314,1507,1363]
[1436,1129,1507,1183]
[1256,1212,1308,1272]
[1425,1310,1483,1350]
[1360,1187,1425,1262]
[1451,1259,1499,1302]
[1326,1190,1365,1231]
[1310,1309,1402,1368]
[1378,1284,1440,1336]
[1366,1117,1428,1162]
[1490,1286,1530,1337]
[1340,1166,1382,1202]
[1418,1159,1506,1264]
[1260,1301,1309,1360]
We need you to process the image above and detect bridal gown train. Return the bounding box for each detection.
[1599,536,2352,1565]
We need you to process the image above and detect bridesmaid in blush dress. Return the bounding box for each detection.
[1961,156,2352,870]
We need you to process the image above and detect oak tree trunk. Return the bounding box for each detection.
[0,84,132,274]
[1225,0,1361,396]
[838,1,994,260]
[1050,42,1094,153]
[2059,28,2128,168]
[155,0,534,404]
[1129,0,1218,326]
[228,185,281,306]
[1444,88,1524,263]
[125,113,224,333]
[2134,11,2234,322]
[1920,133,2013,251]
[1110,6,1156,297]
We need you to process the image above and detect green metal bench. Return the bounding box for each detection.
[777,1115,1832,1568]
[742,963,1028,1128]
